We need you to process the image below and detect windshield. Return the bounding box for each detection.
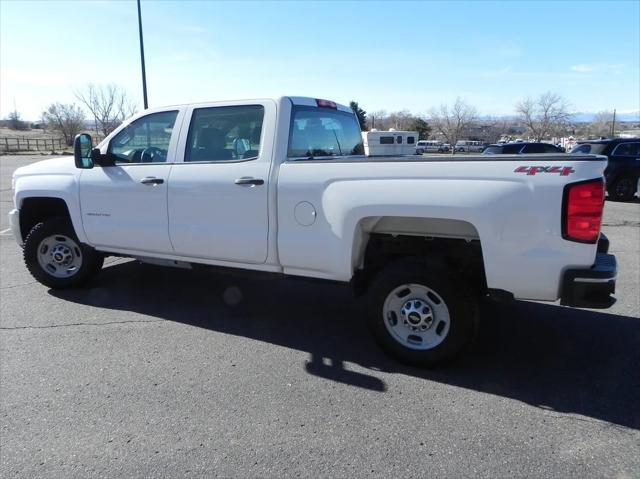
[570,143,608,155]
[288,106,364,158]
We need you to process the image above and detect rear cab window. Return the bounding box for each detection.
[288,106,364,158]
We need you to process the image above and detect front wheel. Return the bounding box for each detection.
[366,259,476,366]
[23,217,103,289]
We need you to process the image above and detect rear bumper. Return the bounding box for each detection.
[560,248,617,309]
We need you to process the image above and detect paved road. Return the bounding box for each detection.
[1,155,639,478]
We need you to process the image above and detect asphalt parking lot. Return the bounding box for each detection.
[1,154,639,478]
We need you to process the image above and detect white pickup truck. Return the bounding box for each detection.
[9,96,617,366]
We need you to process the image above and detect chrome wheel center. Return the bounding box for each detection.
[51,244,73,265]
[401,299,434,331]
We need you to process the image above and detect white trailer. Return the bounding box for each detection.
[362,130,418,156]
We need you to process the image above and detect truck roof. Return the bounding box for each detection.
[141,96,353,114]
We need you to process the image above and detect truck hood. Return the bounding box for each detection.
[13,156,78,180]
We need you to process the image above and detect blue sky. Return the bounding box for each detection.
[1,0,639,120]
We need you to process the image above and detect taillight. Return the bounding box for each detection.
[562,178,605,243]
[315,99,337,109]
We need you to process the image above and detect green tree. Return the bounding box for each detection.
[349,101,367,131]
[407,117,431,139]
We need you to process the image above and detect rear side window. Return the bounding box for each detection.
[380,136,394,145]
[185,105,264,162]
[611,142,640,156]
[288,107,364,158]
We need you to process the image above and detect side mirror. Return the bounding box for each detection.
[91,148,115,167]
[74,133,93,169]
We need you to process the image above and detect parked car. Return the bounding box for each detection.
[415,140,448,154]
[570,138,640,201]
[9,96,617,366]
[483,142,564,154]
[455,140,486,152]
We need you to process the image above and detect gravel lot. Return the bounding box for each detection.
[1,155,639,478]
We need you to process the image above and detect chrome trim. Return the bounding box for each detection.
[573,277,616,283]
[8,209,22,246]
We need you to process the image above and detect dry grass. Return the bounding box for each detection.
[0,127,63,139]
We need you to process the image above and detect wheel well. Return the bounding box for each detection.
[353,233,487,296]
[19,197,71,241]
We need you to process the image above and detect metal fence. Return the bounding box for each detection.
[0,137,68,153]
[0,135,106,153]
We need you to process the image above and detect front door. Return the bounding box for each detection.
[79,110,181,253]
[167,102,273,263]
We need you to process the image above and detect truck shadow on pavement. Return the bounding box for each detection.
[50,260,640,430]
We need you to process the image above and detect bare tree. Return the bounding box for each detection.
[6,110,28,130]
[588,110,615,138]
[42,103,86,146]
[367,110,425,131]
[516,92,571,141]
[75,84,137,137]
[429,98,478,153]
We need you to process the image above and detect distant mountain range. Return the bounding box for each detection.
[570,111,640,122]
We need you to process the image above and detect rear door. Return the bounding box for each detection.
[167,101,275,263]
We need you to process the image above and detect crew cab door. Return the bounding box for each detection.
[79,109,182,253]
[167,101,274,263]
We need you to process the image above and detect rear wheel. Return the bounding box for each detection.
[24,217,103,289]
[366,259,476,366]
[608,176,637,202]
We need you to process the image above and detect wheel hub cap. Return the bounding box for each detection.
[401,299,434,331]
[51,244,73,265]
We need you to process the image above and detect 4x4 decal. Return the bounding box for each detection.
[515,166,575,176]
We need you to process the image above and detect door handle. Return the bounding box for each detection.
[140,177,164,186]
[234,177,264,186]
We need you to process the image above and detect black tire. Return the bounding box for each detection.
[608,176,637,202]
[366,258,477,367]
[416,149,424,155]
[23,217,104,289]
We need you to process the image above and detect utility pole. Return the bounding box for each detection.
[137,0,149,109]
[610,109,616,138]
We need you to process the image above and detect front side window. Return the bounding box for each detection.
[407,136,415,144]
[522,143,546,153]
[503,144,523,154]
[110,111,178,163]
[288,106,364,158]
[185,105,264,162]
